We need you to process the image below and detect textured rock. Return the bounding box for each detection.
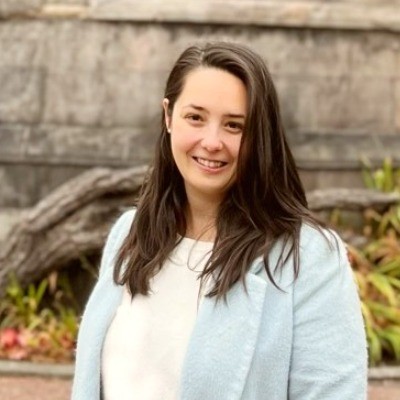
[45,0,87,4]
[0,6,399,206]
[349,33,399,78]
[0,0,42,18]
[26,125,155,165]
[252,30,352,78]
[395,80,400,134]
[0,164,89,207]
[311,76,394,135]
[43,69,165,127]
[0,125,30,160]
[0,22,44,68]
[0,123,156,166]
[0,67,44,123]
[88,0,400,32]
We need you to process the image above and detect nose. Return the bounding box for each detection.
[201,126,223,152]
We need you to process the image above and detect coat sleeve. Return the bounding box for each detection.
[71,209,135,400]
[98,209,135,278]
[289,227,368,399]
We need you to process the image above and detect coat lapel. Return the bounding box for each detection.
[72,266,124,400]
[180,264,267,400]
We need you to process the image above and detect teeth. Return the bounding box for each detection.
[196,157,225,169]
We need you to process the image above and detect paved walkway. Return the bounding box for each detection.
[0,376,399,399]
[369,380,400,400]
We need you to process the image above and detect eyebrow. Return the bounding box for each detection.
[183,104,245,119]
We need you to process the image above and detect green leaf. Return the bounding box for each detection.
[379,326,400,360]
[35,279,48,307]
[366,301,400,324]
[366,326,382,365]
[386,276,400,291]
[383,157,394,192]
[376,258,400,277]
[360,301,374,327]
[367,273,398,306]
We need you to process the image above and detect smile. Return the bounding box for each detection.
[193,157,227,169]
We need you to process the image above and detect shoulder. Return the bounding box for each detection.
[255,222,346,284]
[294,222,357,309]
[99,208,136,277]
[298,222,347,271]
[299,222,341,252]
[104,208,136,253]
[108,208,136,238]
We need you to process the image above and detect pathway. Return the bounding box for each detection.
[0,376,399,400]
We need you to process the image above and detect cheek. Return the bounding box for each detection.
[227,136,242,160]
[170,132,198,162]
[170,121,199,153]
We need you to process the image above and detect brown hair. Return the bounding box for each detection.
[114,41,321,298]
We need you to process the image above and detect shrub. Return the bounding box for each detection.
[0,272,78,363]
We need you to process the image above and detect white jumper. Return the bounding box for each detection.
[101,237,213,400]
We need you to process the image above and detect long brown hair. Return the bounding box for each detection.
[114,42,321,299]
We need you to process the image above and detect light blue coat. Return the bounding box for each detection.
[72,210,368,399]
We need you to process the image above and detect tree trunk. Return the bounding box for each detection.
[0,166,398,298]
[0,166,147,297]
[307,188,400,212]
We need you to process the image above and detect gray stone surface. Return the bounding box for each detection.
[26,125,155,165]
[0,0,42,17]
[87,0,400,32]
[43,69,165,127]
[311,77,394,135]
[300,170,366,192]
[0,360,73,378]
[0,20,394,133]
[253,30,352,78]
[0,5,399,206]
[46,0,87,4]
[349,33,400,78]
[274,76,315,132]
[0,164,89,207]
[0,124,155,166]
[291,134,400,168]
[0,67,44,124]
[0,23,45,68]
[0,125,30,160]
[395,81,400,133]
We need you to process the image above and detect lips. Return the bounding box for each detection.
[193,157,227,169]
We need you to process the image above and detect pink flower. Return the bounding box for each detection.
[0,328,19,349]
[8,347,28,360]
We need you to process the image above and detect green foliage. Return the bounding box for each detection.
[350,237,400,365]
[346,157,400,365]
[362,157,400,193]
[0,271,78,362]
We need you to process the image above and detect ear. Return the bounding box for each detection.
[162,98,172,133]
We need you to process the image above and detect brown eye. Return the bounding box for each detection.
[226,121,243,133]
[186,114,202,121]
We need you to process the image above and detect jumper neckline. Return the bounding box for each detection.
[177,236,214,252]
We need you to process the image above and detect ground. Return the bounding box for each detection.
[0,376,399,399]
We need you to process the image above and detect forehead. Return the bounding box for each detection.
[176,67,247,114]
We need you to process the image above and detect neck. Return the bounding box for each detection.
[185,190,221,242]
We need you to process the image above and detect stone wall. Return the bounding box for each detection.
[1,0,400,209]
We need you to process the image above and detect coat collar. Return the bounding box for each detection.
[180,263,267,399]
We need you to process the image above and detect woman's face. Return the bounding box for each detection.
[163,67,247,203]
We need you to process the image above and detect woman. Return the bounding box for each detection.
[72,42,367,400]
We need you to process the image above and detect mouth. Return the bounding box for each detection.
[193,157,228,169]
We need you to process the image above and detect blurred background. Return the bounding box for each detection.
[0,0,400,398]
